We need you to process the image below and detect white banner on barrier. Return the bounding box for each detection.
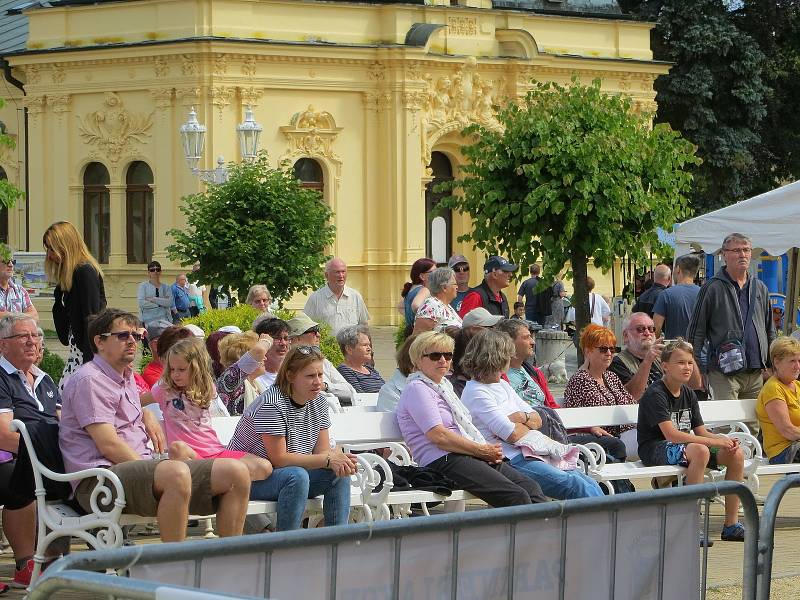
[132,499,700,600]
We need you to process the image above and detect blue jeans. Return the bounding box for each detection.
[249,466,351,531]
[769,444,800,464]
[509,454,603,499]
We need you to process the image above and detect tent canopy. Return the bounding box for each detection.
[674,180,800,257]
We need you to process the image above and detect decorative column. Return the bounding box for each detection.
[149,87,176,264]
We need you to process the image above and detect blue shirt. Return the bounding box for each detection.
[652,283,700,339]
[720,268,762,369]
[172,283,191,313]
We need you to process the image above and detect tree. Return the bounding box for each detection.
[621,0,769,212]
[0,99,24,219]
[439,79,698,336]
[167,153,335,303]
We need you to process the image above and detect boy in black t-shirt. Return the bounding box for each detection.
[637,339,747,543]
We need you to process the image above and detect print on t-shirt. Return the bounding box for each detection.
[671,407,693,433]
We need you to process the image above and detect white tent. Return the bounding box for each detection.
[674,179,800,333]
[674,179,800,257]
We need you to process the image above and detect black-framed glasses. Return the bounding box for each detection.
[423,351,454,361]
[2,332,44,341]
[148,267,162,273]
[596,346,615,354]
[100,331,143,342]
[453,265,469,273]
[3,259,15,266]
[296,345,323,357]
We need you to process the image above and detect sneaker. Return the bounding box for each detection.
[11,559,33,588]
[721,522,746,542]
[0,582,8,595]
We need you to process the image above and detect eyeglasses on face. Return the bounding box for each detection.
[3,259,15,266]
[634,325,655,334]
[100,331,143,342]
[148,267,162,273]
[723,246,752,255]
[423,351,454,361]
[595,346,615,354]
[453,266,469,273]
[3,332,44,341]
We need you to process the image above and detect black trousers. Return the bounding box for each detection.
[567,434,634,493]
[427,454,547,507]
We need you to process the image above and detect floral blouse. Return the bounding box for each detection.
[415,296,462,329]
[563,368,637,437]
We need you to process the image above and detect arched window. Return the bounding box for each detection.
[83,162,110,264]
[0,167,8,244]
[293,158,324,195]
[425,151,453,264]
[126,161,154,264]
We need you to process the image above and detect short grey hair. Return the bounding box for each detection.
[722,233,752,250]
[427,267,455,295]
[622,312,652,332]
[494,318,530,341]
[653,264,671,283]
[461,329,515,383]
[0,314,37,339]
[246,284,271,305]
[336,324,371,354]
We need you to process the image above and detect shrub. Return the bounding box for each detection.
[40,348,65,384]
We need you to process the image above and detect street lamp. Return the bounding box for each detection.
[179,105,263,184]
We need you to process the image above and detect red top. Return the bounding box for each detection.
[141,359,163,388]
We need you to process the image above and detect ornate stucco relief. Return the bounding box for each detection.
[77,92,153,163]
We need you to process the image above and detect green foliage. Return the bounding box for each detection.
[183,304,344,366]
[0,100,23,210]
[40,348,65,385]
[622,0,770,212]
[167,152,335,303]
[439,78,698,334]
[138,347,153,374]
[394,320,407,349]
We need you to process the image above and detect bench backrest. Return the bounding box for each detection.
[352,392,379,407]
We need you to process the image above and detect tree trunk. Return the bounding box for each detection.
[570,248,590,365]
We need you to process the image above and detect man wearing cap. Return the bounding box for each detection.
[304,258,370,335]
[448,255,471,313]
[141,319,174,387]
[457,256,517,319]
[286,313,357,406]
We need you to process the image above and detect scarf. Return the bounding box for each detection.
[407,371,486,445]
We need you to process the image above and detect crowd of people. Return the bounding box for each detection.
[3,224,800,593]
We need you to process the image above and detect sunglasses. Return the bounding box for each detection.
[634,325,656,334]
[148,267,162,272]
[595,346,616,354]
[3,259,15,266]
[453,266,469,273]
[423,351,454,361]
[296,345,323,357]
[100,331,143,342]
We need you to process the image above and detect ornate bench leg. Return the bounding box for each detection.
[203,518,216,538]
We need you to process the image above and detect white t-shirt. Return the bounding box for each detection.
[589,293,611,326]
[461,379,532,460]
[256,371,277,390]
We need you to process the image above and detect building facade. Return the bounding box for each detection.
[0,0,666,326]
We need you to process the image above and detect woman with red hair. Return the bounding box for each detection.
[564,325,637,490]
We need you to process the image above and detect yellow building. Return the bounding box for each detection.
[0,0,666,326]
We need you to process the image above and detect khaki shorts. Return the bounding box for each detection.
[75,459,216,517]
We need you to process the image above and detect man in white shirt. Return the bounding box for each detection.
[304,258,369,335]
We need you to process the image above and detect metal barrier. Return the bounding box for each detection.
[35,482,758,600]
[757,473,800,600]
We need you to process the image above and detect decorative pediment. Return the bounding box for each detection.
[279,105,342,162]
[77,92,153,163]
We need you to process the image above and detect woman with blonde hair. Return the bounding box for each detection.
[245,284,273,314]
[43,221,106,387]
[757,336,800,464]
[217,331,273,415]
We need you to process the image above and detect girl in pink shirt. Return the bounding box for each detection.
[142,338,272,481]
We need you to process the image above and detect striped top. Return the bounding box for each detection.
[0,279,32,314]
[227,385,330,459]
[336,364,385,393]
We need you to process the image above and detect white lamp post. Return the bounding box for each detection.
[179,105,262,184]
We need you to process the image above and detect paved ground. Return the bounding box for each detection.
[18,328,797,598]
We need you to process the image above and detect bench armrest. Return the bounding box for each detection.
[343,442,415,466]
[726,432,763,461]
[572,443,602,474]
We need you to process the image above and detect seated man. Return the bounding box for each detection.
[59,308,251,542]
[608,313,665,402]
[0,314,58,589]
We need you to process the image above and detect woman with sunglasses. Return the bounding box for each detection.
[137,261,175,328]
[413,267,462,334]
[396,331,547,507]
[43,221,107,389]
[229,345,358,530]
[564,325,638,470]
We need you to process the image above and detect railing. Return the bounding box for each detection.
[757,473,800,600]
[34,481,759,600]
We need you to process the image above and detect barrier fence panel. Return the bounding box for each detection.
[34,482,759,600]
[757,473,800,600]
